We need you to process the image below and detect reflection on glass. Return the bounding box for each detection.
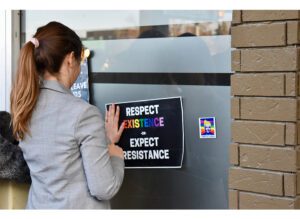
[22,10,231,73]
[85,21,231,40]
[22,10,232,41]
[83,36,231,73]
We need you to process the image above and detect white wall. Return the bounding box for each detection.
[0,10,18,112]
[0,11,13,112]
[0,10,7,111]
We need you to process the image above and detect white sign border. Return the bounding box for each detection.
[105,96,184,169]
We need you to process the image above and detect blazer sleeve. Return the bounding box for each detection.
[75,105,124,200]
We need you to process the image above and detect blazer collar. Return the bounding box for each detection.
[41,80,73,95]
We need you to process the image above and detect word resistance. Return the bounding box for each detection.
[124,149,170,160]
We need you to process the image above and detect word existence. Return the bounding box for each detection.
[123,105,164,129]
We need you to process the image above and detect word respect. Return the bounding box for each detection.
[126,104,159,116]
[123,104,164,129]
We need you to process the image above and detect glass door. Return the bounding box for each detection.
[22,10,232,209]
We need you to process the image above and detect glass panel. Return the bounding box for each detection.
[83,36,231,73]
[21,10,232,209]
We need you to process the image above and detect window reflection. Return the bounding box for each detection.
[85,21,231,40]
[22,10,231,41]
[21,10,232,73]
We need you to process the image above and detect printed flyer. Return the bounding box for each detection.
[71,59,90,102]
[106,97,184,168]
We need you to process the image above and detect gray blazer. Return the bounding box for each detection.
[19,80,124,209]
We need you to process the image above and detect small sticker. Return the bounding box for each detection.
[199,117,216,139]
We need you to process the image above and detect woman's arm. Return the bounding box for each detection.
[75,105,124,200]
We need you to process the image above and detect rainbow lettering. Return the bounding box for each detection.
[123,117,165,129]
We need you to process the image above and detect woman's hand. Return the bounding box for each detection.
[105,104,125,145]
[108,143,124,159]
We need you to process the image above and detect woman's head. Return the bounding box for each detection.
[33,21,83,79]
[10,21,83,140]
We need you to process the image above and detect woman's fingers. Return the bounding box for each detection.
[107,104,112,122]
[118,122,125,136]
[108,104,120,127]
[106,104,125,144]
[110,104,115,120]
[107,104,115,123]
[105,108,108,123]
[114,106,120,127]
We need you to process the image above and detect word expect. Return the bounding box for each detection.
[130,137,159,147]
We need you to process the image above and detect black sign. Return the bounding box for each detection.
[106,97,184,168]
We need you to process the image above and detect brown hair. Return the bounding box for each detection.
[10,21,83,140]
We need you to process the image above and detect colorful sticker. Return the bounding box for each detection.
[199,117,216,139]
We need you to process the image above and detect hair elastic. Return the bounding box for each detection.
[30,38,39,48]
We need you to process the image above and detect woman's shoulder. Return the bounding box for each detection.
[69,97,103,121]
[69,96,100,116]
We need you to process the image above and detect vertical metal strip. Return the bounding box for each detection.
[0,11,20,112]
[5,10,12,113]
[0,10,6,111]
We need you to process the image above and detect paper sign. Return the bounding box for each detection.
[106,97,184,168]
[71,59,90,102]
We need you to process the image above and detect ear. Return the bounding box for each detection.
[65,51,77,67]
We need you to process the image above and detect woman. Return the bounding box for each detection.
[10,21,125,209]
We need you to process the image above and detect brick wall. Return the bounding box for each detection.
[230,10,300,209]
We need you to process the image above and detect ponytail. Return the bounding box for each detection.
[10,21,83,140]
[10,42,40,140]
